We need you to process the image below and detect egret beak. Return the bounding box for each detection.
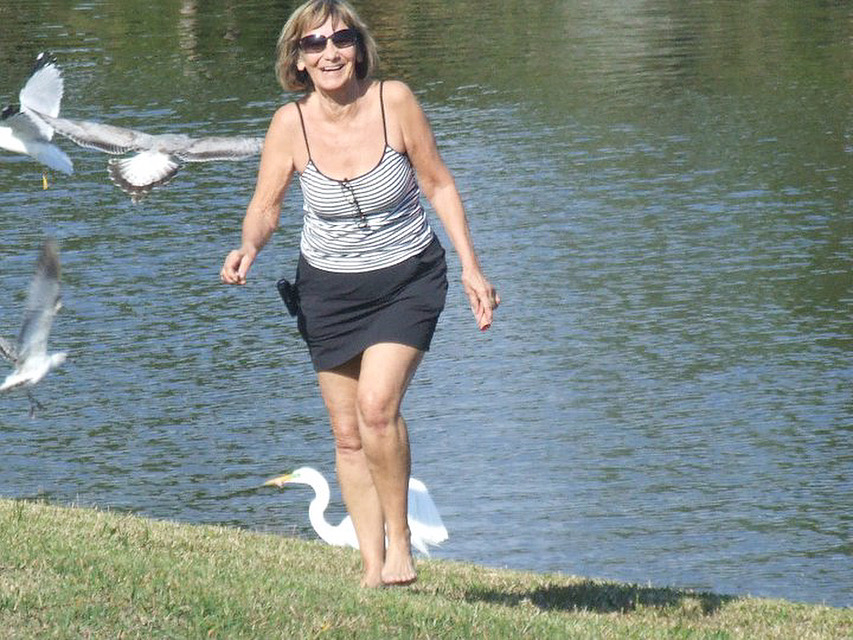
[263,473,293,488]
[42,172,49,189]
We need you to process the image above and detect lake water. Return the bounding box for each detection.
[1,0,850,608]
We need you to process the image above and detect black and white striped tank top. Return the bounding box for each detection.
[295,82,434,273]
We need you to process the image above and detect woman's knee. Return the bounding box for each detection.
[356,387,398,431]
[330,413,363,453]
[355,343,420,431]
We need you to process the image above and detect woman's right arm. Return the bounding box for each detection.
[220,104,298,285]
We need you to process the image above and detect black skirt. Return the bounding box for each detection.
[294,236,448,372]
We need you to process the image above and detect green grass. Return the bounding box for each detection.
[0,499,849,639]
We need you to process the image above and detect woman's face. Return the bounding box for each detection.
[297,16,359,92]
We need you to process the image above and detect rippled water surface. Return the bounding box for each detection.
[1,0,851,607]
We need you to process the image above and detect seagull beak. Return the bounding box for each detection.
[263,473,293,488]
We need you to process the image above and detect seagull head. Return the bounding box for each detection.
[1,104,20,120]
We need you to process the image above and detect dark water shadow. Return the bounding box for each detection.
[467,579,738,615]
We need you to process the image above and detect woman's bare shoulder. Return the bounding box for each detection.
[265,101,307,153]
[380,80,426,149]
[256,100,309,173]
[381,79,418,107]
[269,100,304,131]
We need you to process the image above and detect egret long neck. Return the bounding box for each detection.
[306,475,341,543]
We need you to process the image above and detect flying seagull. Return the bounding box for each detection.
[1,239,67,417]
[35,112,263,202]
[0,52,73,179]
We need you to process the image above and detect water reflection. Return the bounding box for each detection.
[1,0,851,608]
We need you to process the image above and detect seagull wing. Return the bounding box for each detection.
[176,136,264,162]
[17,239,61,363]
[19,52,63,139]
[37,114,153,155]
[108,150,182,202]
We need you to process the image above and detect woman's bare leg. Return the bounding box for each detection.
[356,342,424,586]
[317,357,385,587]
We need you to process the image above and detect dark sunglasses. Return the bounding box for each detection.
[298,28,359,54]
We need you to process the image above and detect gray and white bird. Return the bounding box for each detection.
[1,239,67,417]
[35,112,263,202]
[0,52,73,177]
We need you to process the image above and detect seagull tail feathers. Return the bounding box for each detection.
[29,141,73,174]
[108,151,181,202]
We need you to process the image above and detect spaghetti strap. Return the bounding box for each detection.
[379,80,388,147]
[294,102,312,160]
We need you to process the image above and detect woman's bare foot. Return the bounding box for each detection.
[381,539,417,586]
[361,573,384,588]
[359,559,385,589]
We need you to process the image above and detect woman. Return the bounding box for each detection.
[220,0,498,587]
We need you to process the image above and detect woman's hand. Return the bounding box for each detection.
[462,268,500,331]
[220,247,256,285]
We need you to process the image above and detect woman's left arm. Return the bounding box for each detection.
[387,81,500,330]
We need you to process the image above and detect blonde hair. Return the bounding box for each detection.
[275,0,379,92]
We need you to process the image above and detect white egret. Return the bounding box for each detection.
[33,111,263,202]
[264,466,448,555]
[0,239,67,417]
[0,52,73,178]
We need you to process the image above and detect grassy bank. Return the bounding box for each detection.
[0,499,848,639]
